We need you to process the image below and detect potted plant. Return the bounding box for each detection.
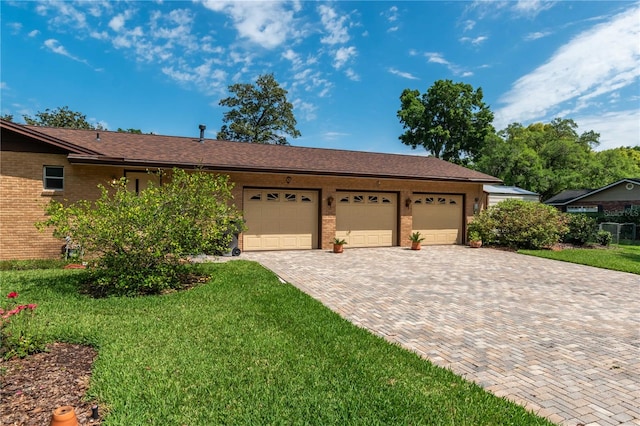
[468,230,482,248]
[332,237,347,253]
[409,231,425,250]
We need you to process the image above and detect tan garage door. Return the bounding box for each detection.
[336,192,397,247]
[243,189,318,251]
[412,194,463,245]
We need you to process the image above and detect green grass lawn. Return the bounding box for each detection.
[1,261,553,425]
[519,244,640,274]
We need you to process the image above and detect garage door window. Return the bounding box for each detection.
[285,193,296,202]
[267,192,279,201]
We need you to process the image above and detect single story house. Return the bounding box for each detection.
[544,178,640,215]
[483,185,539,207]
[0,119,502,260]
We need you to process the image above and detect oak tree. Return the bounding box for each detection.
[397,80,494,164]
[217,74,300,145]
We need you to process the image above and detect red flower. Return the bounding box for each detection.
[27,304,37,310]
[7,292,18,299]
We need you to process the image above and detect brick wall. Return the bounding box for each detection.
[1,151,121,260]
[1,157,486,259]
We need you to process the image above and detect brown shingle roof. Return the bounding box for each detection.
[19,123,501,183]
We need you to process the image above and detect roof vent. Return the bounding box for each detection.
[198,124,206,143]
[96,132,100,141]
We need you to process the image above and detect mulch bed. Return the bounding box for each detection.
[0,343,101,425]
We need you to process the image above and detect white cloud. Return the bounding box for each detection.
[44,39,83,62]
[524,31,551,41]
[318,5,350,45]
[388,26,399,33]
[0,82,8,90]
[426,52,449,65]
[42,2,89,29]
[161,61,227,95]
[385,6,399,22]
[463,20,476,32]
[424,52,473,77]
[344,68,359,81]
[467,0,554,19]
[577,110,640,150]
[388,68,419,80]
[512,0,556,17]
[292,98,317,121]
[109,14,126,32]
[28,29,40,37]
[495,4,640,130]
[333,46,356,69]
[7,22,22,34]
[459,35,488,46]
[323,131,349,140]
[201,0,299,49]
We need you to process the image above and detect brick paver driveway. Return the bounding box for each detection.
[243,246,639,426]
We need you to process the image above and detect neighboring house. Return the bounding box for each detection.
[0,119,502,260]
[544,178,640,215]
[483,185,539,207]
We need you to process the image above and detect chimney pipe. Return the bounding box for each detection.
[198,124,206,143]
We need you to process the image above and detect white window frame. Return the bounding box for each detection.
[43,166,64,190]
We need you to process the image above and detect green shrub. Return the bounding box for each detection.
[37,169,245,296]
[596,230,613,246]
[470,199,568,249]
[562,214,597,245]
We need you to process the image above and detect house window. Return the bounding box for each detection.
[43,166,64,190]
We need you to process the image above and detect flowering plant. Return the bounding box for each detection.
[0,291,45,359]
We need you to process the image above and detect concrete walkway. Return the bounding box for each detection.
[243,246,639,426]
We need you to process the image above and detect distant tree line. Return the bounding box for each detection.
[397,79,640,200]
[4,75,638,201]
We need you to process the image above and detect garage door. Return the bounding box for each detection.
[336,192,397,247]
[243,189,318,251]
[412,194,463,245]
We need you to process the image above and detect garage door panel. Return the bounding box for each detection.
[412,194,463,245]
[336,193,397,248]
[243,189,318,250]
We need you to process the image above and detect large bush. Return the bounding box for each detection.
[469,199,568,249]
[38,169,244,296]
[562,214,597,245]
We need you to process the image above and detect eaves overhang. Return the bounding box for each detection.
[66,154,503,184]
[1,121,102,156]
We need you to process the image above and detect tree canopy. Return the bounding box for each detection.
[397,79,494,164]
[474,118,640,200]
[217,73,300,145]
[23,106,102,129]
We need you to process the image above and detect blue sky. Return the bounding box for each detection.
[2,1,639,154]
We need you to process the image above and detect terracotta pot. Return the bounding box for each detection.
[333,244,344,253]
[411,242,421,250]
[469,240,482,248]
[50,406,78,426]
